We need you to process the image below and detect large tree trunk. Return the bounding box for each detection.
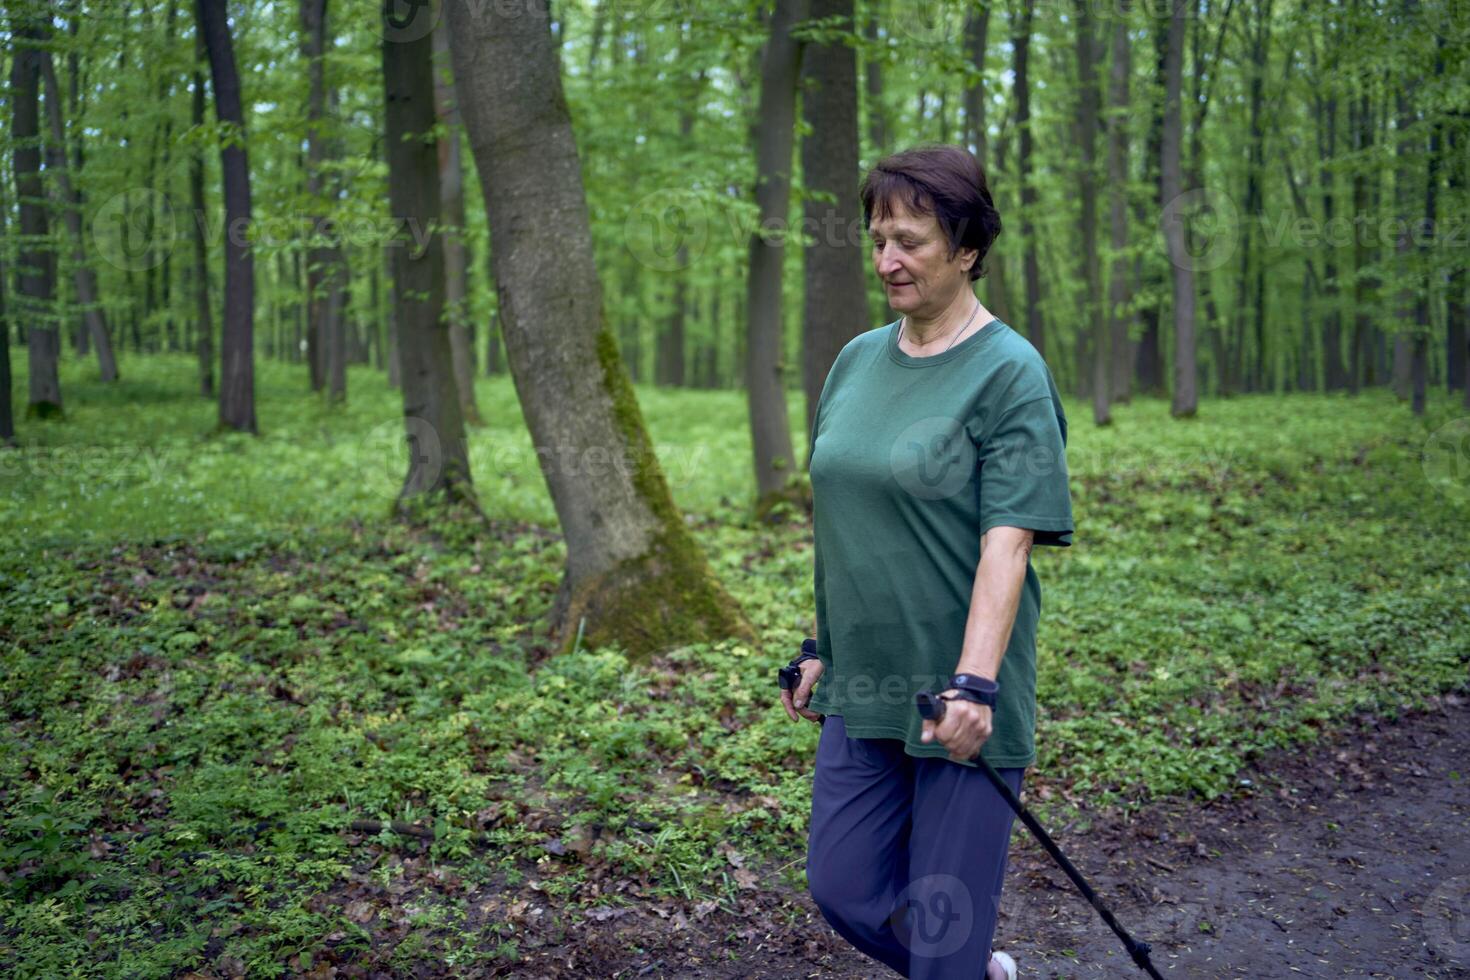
[746,0,809,515]
[1074,0,1105,419]
[10,18,61,418]
[38,44,117,383]
[1163,0,1197,416]
[801,0,867,457]
[444,0,752,659]
[382,3,473,505]
[197,0,256,432]
[191,36,214,398]
[1013,0,1045,357]
[432,19,483,426]
[1105,0,1133,407]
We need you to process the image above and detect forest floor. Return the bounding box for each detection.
[5,363,1469,978]
[500,694,1470,980]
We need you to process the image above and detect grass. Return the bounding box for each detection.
[2,352,1467,976]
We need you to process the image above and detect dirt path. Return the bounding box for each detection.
[539,693,1470,979]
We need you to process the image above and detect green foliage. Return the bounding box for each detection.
[2,360,1467,974]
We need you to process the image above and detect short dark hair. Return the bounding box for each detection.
[859,144,1002,282]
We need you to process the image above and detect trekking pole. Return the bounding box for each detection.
[915,691,1165,979]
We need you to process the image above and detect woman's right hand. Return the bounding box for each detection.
[781,654,825,724]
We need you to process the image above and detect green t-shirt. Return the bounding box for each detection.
[805,316,1074,768]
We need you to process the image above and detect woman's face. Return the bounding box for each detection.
[868,196,977,319]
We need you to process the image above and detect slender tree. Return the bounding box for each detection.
[1074,0,1105,418]
[300,0,349,401]
[10,15,61,418]
[444,0,753,659]
[191,34,214,398]
[746,0,810,514]
[1163,0,1197,416]
[432,18,482,426]
[1105,0,1133,406]
[964,0,1012,326]
[382,0,473,505]
[38,40,118,382]
[1012,0,1044,357]
[196,0,256,432]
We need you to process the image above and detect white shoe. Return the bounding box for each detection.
[990,951,1018,980]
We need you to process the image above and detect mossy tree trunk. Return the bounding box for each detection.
[444,0,753,661]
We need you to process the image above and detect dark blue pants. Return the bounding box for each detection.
[806,714,1026,979]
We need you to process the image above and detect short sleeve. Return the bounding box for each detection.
[976,395,1075,547]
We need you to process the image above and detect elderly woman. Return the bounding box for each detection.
[780,144,1075,980]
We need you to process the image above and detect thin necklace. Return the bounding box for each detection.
[900,297,982,354]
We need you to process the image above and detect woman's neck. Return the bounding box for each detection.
[903,289,984,350]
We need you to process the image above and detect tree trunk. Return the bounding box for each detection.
[1411,31,1440,417]
[1105,0,1132,407]
[10,18,61,418]
[445,0,752,659]
[745,0,809,515]
[863,4,886,152]
[1074,0,1105,419]
[383,2,473,505]
[191,36,214,398]
[0,83,10,443]
[432,19,483,425]
[1447,127,1467,398]
[801,0,867,457]
[1133,5,1168,396]
[965,4,1013,327]
[1013,0,1044,357]
[197,0,256,432]
[963,5,990,163]
[1349,86,1373,394]
[1319,92,1343,390]
[1163,0,1197,416]
[38,44,117,382]
[301,0,349,402]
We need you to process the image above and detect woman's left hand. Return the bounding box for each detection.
[920,690,993,763]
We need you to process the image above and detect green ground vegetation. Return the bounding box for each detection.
[2,356,1467,976]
